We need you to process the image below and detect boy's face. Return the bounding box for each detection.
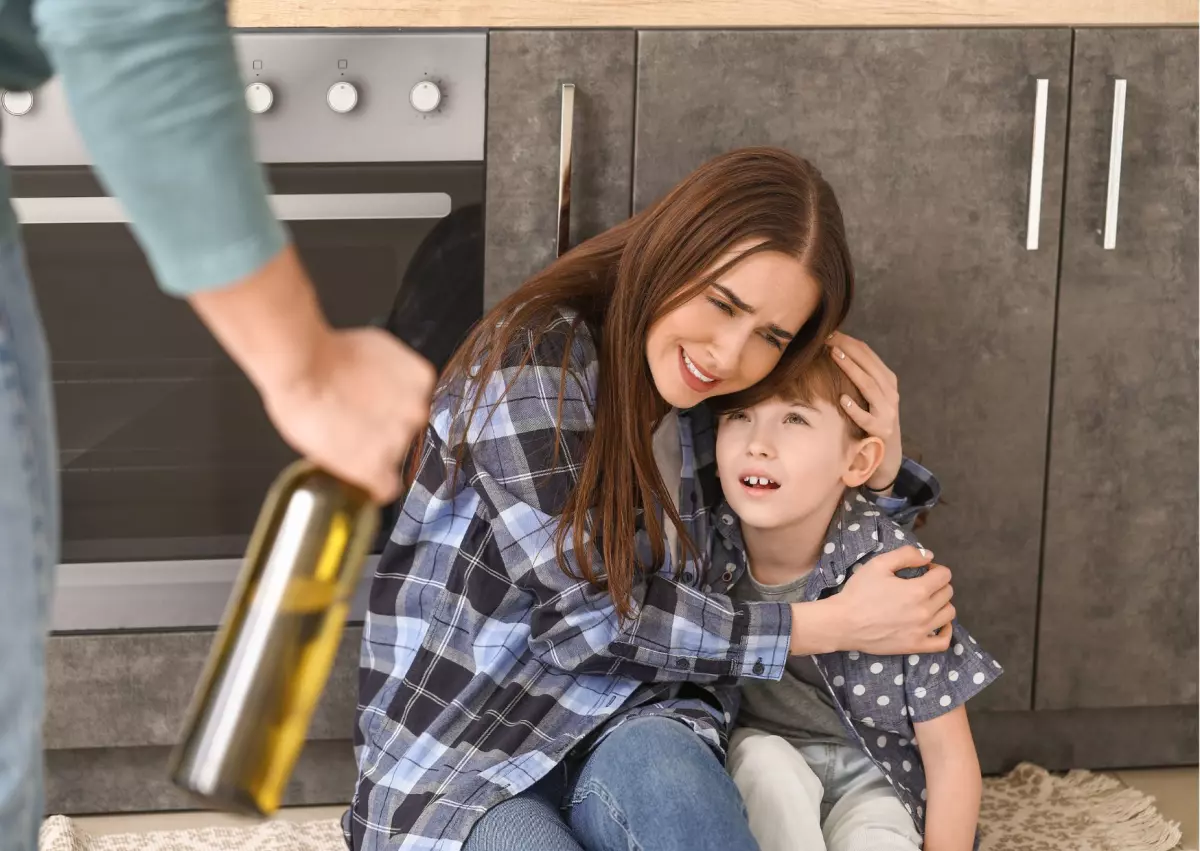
[716,396,882,532]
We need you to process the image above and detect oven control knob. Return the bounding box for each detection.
[327,82,359,114]
[2,90,33,117]
[409,80,442,114]
[244,82,274,114]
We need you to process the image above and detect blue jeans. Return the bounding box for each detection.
[464,717,760,851]
[0,239,59,851]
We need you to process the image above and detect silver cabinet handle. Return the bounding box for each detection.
[556,83,575,258]
[13,192,452,225]
[1103,79,1127,250]
[1026,78,1050,251]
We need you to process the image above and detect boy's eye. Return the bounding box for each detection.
[784,412,809,426]
[707,296,735,315]
[723,410,748,422]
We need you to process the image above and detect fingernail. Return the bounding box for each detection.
[834,347,846,359]
[919,547,927,558]
[842,396,853,408]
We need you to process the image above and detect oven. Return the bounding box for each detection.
[1,32,486,630]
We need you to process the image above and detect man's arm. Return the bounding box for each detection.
[34,0,285,295]
[32,0,434,499]
[913,706,982,851]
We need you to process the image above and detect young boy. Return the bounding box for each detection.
[713,352,1002,851]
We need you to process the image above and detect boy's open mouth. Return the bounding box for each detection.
[740,475,780,490]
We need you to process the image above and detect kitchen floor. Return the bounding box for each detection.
[70,767,1200,849]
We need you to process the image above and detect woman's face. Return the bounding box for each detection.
[646,243,821,409]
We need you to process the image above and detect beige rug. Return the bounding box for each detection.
[39,763,1183,851]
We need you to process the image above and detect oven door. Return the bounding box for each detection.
[17,162,483,630]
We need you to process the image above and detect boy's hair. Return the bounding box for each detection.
[714,347,869,440]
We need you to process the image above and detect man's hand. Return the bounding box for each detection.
[189,245,435,502]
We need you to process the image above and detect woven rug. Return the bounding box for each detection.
[39,763,1185,851]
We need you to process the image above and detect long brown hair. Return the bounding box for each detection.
[442,147,855,618]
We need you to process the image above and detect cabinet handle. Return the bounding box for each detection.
[556,83,575,258]
[1103,78,1127,250]
[1026,78,1049,251]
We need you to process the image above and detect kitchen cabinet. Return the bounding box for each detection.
[1037,28,1199,711]
[484,30,636,307]
[634,29,1073,712]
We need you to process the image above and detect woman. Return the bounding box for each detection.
[345,148,955,851]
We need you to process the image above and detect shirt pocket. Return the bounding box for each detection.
[822,651,912,735]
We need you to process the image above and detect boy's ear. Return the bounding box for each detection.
[843,436,886,488]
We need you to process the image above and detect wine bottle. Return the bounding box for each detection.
[169,460,378,816]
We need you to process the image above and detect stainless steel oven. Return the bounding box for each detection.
[1,32,486,630]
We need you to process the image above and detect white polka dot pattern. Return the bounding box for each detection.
[725,494,1000,833]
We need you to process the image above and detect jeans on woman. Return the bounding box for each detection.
[0,238,59,851]
[463,716,760,851]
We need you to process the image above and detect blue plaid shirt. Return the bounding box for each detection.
[344,310,941,850]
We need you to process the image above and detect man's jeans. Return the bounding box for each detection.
[0,238,59,851]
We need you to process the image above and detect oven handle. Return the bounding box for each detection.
[12,192,453,224]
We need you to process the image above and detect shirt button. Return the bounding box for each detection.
[752,659,765,675]
[675,657,691,670]
[722,571,734,582]
[683,571,694,583]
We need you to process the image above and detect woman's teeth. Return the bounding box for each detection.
[682,350,715,383]
[742,476,779,489]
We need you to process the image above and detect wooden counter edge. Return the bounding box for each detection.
[230,0,1198,30]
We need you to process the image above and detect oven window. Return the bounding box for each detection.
[16,163,483,563]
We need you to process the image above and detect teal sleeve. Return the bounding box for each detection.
[33,0,288,296]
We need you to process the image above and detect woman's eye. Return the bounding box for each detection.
[784,413,808,426]
[707,296,735,315]
[761,331,784,350]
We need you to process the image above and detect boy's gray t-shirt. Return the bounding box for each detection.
[731,569,851,746]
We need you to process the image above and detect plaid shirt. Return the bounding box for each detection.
[343,310,940,850]
[719,493,1000,845]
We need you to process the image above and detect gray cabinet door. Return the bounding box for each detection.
[484,31,636,307]
[1036,29,1198,710]
[636,30,1072,711]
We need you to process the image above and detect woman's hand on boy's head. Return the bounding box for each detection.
[825,331,903,490]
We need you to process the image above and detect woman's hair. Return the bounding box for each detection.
[442,146,855,618]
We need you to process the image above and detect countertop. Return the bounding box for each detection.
[230,0,1196,29]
